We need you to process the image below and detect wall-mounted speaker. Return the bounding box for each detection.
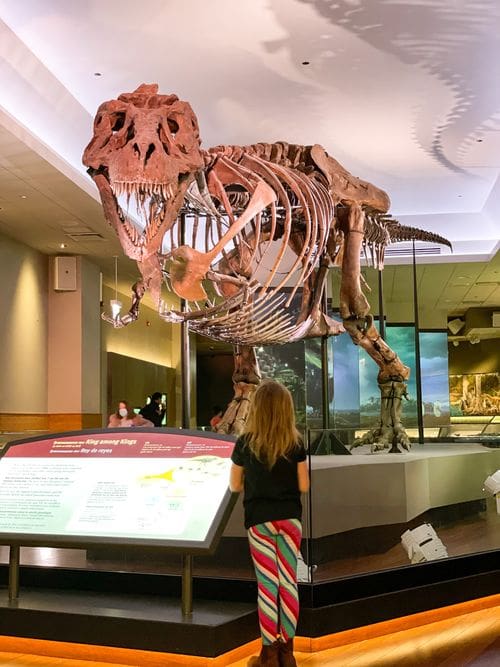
[53,256,77,291]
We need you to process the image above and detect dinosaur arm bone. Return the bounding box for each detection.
[169,179,276,300]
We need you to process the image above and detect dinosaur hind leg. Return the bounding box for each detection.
[344,318,411,452]
[215,345,261,435]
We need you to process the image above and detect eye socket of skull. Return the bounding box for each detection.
[111,112,126,132]
[167,118,179,136]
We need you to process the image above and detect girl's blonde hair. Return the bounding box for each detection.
[243,380,301,469]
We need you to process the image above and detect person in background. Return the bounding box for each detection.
[139,391,166,427]
[108,400,153,428]
[229,380,309,667]
[209,405,224,431]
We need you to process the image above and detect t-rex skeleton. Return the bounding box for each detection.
[83,84,450,450]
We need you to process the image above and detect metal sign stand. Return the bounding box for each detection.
[8,544,20,602]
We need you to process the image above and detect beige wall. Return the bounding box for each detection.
[0,233,48,413]
[47,258,83,413]
[0,235,104,428]
[0,233,195,429]
[47,255,101,416]
[81,257,101,413]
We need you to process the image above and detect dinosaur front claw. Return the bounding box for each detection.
[101,312,126,328]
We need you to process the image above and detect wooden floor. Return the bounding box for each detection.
[0,600,498,666]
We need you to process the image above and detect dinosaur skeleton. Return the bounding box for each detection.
[83,84,450,450]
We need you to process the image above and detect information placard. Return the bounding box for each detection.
[0,428,236,553]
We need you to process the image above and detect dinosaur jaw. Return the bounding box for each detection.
[91,170,192,261]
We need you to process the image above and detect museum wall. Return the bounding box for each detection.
[106,352,175,423]
[81,257,102,415]
[0,233,48,419]
[47,256,102,426]
[196,353,235,428]
[448,339,499,375]
[100,284,186,427]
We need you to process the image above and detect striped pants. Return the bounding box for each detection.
[247,518,302,644]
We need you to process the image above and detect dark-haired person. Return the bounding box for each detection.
[139,392,166,427]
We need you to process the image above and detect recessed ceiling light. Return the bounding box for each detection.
[301,61,310,65]
[458,194,463,198]
[59,243,67,249]
[476,138,483,142]
[94,72,102,77]
[20,195,27,199]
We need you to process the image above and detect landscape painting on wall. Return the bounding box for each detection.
[449,372,500,416]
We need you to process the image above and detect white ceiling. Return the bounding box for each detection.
[0,0,499,315]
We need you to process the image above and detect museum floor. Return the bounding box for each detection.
[0,595,498,665]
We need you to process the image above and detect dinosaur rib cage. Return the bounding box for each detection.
[159,154,335,346]
[158,152,450,346]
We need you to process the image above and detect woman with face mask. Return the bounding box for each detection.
[107,400,153,428]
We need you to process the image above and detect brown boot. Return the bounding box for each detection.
[247,640,281,666]
[278,638,297,667]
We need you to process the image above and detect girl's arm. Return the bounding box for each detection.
[297,460,310,493]
[229,463,244,492]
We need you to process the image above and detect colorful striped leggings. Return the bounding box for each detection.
[247,518,302,645]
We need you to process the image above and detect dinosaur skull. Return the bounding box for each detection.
[83,83,204,260]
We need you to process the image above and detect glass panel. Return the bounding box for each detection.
[257,341,306,430]
[420,331,450,430]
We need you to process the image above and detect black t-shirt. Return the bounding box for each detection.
[231,434,307,529]
[139,402,165,427]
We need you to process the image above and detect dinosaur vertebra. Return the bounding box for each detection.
[83,84,450,449]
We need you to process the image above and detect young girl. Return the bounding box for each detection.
[230,380,310,667]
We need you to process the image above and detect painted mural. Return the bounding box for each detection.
[449,372,500,416]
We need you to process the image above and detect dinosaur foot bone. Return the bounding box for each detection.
[351,424,411,454]
[214,382,258,436]
[351,379,411,454]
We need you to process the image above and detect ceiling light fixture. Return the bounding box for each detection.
[94,72,102,76]
[301,61,310,65]
[20,195,27,199]
[59,243,67,249]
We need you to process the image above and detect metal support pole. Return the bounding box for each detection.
[321,288,330,431]
[180,213,191,430]
[181,320,191,430]
[378,269,386,341]
[181,554,193,616]
[321,335,330,431]
[412,240,424,443]
[8,545,20,602]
